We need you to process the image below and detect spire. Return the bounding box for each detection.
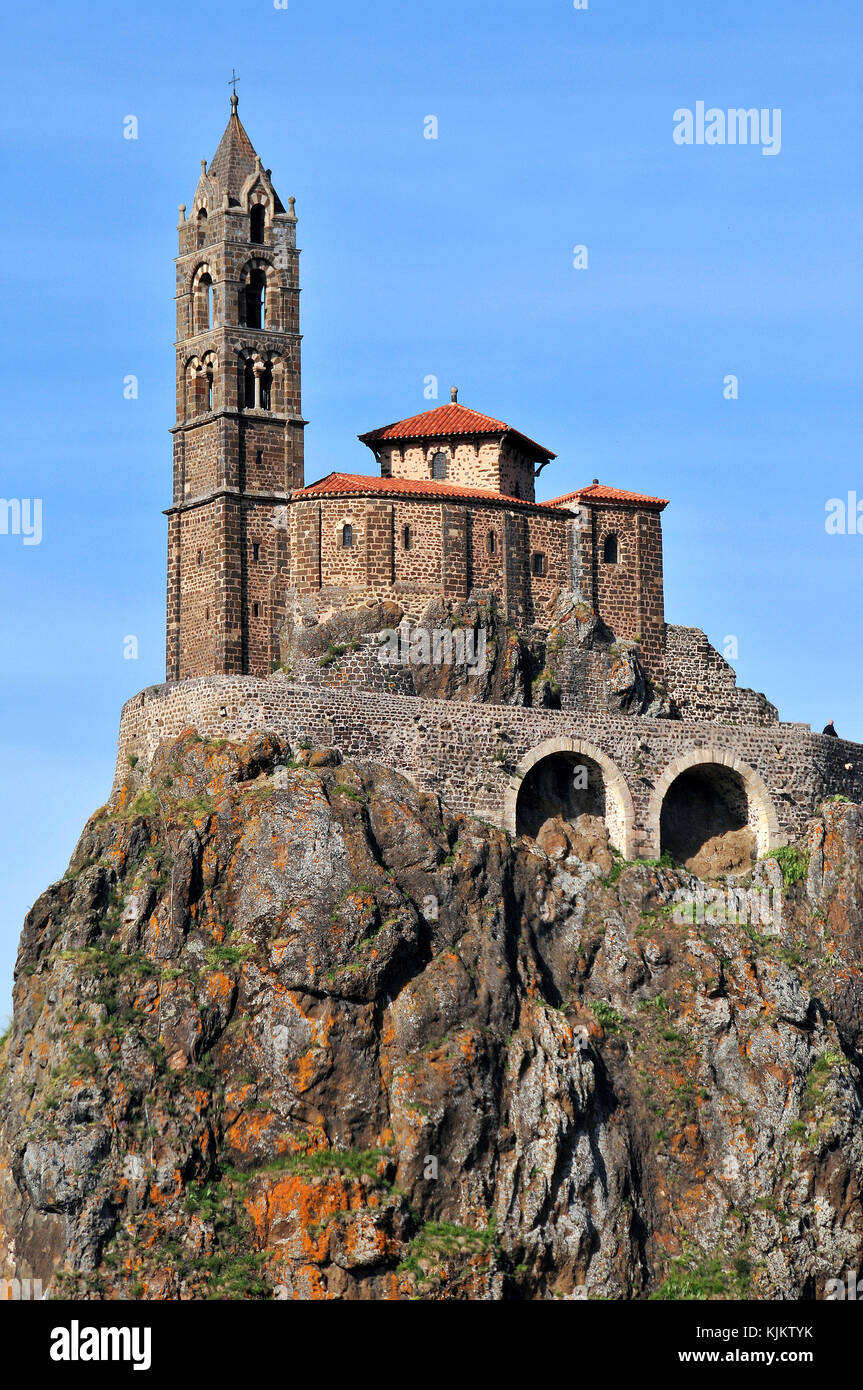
[207,93,263,204]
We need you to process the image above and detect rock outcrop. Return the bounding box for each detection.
[1,735,862,1300]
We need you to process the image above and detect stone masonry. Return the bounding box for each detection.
[114,677,863,861]
[148,100,863,863]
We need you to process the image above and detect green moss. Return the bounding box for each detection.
[650,1256,739,1300]
[397,1216,497,1282]
[761,845,809,888]
[588,1000,624,1034]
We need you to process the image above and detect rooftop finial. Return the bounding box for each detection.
[228,67,240,113]
[450,386,458,403]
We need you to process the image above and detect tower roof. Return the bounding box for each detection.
[208,95,283,208]
[358,400,556,462]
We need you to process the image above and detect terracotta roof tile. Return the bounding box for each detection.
[547,483,669,510]
[294,472,569,512]
[358,402,555,460]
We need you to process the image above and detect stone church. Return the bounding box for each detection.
[139,98,863,874]
[166,96,671,689]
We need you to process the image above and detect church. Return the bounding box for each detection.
[165,96,670,688]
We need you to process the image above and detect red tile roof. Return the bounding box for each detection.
[294,472,570,512]
[547,482,669,511]
[358,402,556,461]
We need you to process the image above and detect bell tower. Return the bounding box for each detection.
[166,93,305,680]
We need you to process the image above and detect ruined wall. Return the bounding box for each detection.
[664,625,779,726]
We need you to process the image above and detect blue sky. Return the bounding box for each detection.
[1,0,861,1014]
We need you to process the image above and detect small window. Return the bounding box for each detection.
[252,542,260,562]
[256,449,263,467]
[531,552,547,577]
[205,606,209,620]
[197,549,203,567]
[252,602,260,618]
[487,531,497,555]
[250,204,266,244]
[403,524,412,550]
[603,534,619,564]
[342,523,354,548]
[431,450,447,480]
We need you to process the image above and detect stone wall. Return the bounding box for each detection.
[114,677,863,860]
[664,625,779,726]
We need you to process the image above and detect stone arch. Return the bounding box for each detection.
[190,263,214,334]
[504,736,636,859]
[237,255,277,329]
[647,748,782,864]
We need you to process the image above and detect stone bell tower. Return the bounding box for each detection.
[165,94,305,680]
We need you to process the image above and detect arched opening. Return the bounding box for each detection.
[243,361,256,408]
[250,204,266,244]
[603,534,619,564]
[403,524,412,550]
[195,271,213,333]
[506,738,635,860]
[240,268,267,329]
[660,764,755,875]
[196,207,208,247]
[259,361,273,411]
[201,353,215,412]
[431,450,447,480]
[515,752,606,835]
[487,530,497,555]
[341,523,354,548]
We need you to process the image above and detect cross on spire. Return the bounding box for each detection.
[228,68,240,97]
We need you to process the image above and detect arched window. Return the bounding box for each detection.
[252,542,260,562]
[603,534,619,564]
[431,450,447,480]
[403,524,412,550]
[250,204,266,244]
[241,269,267,329]
[202,354,215,411]
[197,549,204,567]
[196,207,208,247]
[531,552,547,577]
[196,272,213,332]
[259,362,273,411]
[243,361,256,409]
[342,523,354,548]
[487,530,497,555]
